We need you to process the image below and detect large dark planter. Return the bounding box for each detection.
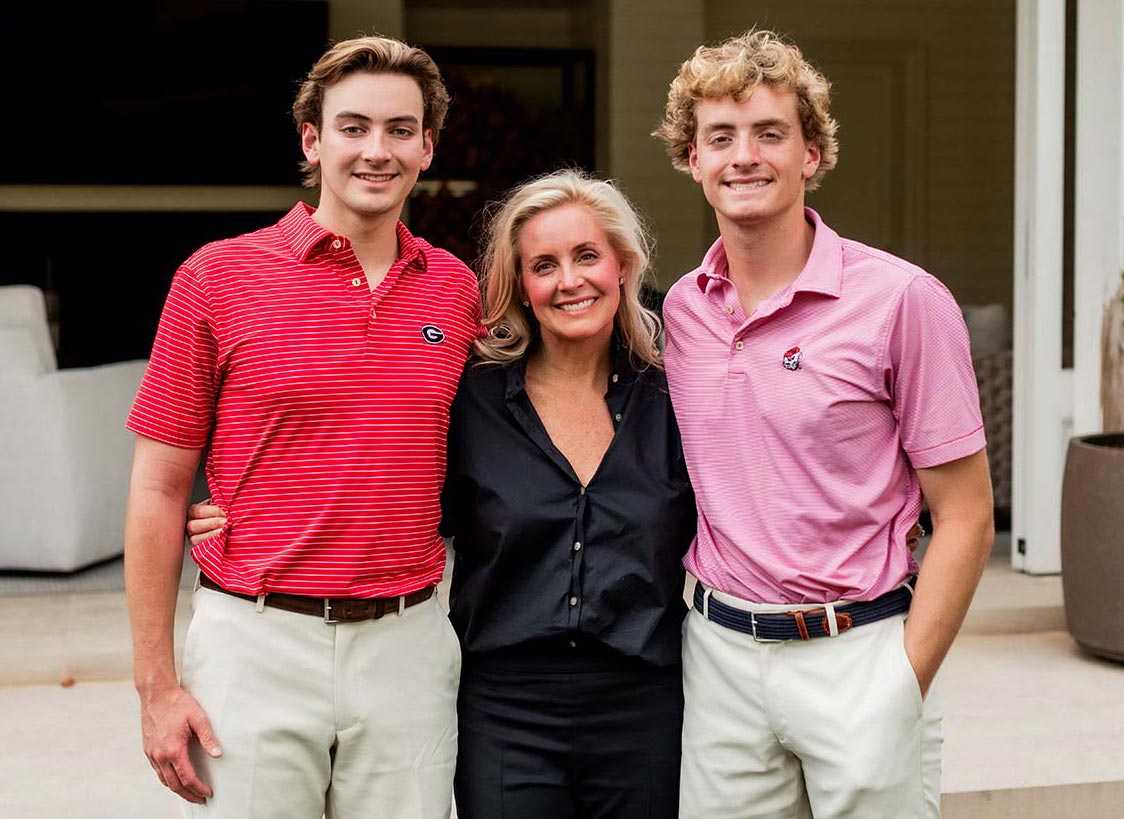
[1061,433,1124,661]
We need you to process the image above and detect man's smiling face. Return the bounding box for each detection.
[688,84,820,230]
[301,71,433,226]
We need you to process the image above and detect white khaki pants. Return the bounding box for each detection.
[179,585,461,819]
[680,587,942,819]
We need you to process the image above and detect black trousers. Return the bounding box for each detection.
[454,647,683,819]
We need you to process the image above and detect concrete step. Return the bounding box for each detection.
[959,553,1066,636]
[943,781,1124,819]
[939,630,1124,818]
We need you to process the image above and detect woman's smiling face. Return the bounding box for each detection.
[518,203,625,349]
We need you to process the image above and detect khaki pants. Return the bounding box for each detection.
[180,585,461,819]
[680,587,942,818]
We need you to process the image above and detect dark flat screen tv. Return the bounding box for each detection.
[2,1,329,185]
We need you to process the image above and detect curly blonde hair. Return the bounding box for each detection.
[292,35,450,189]
[652,28,838,191]
[474,169,662,369]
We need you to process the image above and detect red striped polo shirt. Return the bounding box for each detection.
[127,203,480,597]
[664,208,986,604]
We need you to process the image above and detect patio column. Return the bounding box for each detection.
[1012,0,1070,573]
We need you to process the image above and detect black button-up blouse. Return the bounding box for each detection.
[440,350,697,667]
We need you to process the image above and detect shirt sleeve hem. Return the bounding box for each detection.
[125,419,209,451]
[907,425,987,469]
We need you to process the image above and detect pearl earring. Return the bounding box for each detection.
[522,300,530,308]
[618,277,625,285]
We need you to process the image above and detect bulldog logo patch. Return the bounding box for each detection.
[421,325,446,344]
[782,346,803,371]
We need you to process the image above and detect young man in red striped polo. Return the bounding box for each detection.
[654,30,995,817]
[124,37,479,818]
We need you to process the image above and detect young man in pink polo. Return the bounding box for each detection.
[124,37,479,817]
[654,30,994,817]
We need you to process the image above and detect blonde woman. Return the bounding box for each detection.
[440,169,694,818]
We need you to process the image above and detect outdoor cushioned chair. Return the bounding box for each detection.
[0,285,148,571]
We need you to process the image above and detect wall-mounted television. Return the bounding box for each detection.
[2,1,329,186]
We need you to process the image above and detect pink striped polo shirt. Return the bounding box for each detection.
[128,203,480,598]
[664,209,985,604]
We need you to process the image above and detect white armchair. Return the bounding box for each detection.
[0,285,148,570]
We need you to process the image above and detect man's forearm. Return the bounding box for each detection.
[904,513,993,691]
[124,441,201,694]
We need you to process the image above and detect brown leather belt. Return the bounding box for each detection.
[199,572,436,623]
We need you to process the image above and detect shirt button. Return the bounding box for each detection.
[579,486,586,495]
[611,373,619,383]
[352,277,363,287]
[370,310,377,318]
[570,596,578,607]
[726,305,735,314]
[573,541,582,551]
[735,341,745,350]
[569,640,577,648]
[614,412,622,422]
[332,239,342,250]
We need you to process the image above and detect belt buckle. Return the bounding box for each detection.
[749,613,783,643]
[323,598,339,625]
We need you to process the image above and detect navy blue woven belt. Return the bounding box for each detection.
[693,579,914,642]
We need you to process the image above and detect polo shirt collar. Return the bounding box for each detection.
[279,202,332,261]
[693,207,843,299]
[792,208,842,298]
[694,237,731,295]
[278,202,428,271]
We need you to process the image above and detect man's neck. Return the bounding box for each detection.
[717,205,815,317]
[312,202,403,290]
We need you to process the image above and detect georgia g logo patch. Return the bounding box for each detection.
[421,325,446,344]
[782,346,803,371]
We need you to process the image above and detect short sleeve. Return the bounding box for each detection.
[126,266,219,449]
[885,275,986,469]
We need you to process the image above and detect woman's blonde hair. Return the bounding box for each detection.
[474,169,662,368]
[652,28,838,191]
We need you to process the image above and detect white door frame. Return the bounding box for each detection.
[1012,0,1071,574]
[1014,0,1124,573]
